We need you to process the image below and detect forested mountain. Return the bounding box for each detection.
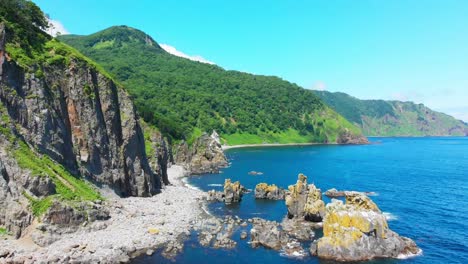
[313,91,468,136]
[59,27,366,145]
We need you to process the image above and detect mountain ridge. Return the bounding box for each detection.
[59,26,367,145]
[313,90,467,136]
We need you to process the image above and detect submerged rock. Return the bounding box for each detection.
[314,194,420,261]
[254,183,285,200]
[324,188,376,198]
[285,174,325,222]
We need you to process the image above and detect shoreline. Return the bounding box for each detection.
[0,165,208,263]
[222,142,329,150]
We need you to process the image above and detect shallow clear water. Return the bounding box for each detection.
[135,137,468,264]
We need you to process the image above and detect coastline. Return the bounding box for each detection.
[222,142,328,150]
[0,165,207,263]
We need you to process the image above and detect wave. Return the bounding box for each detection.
[208,184,223,187]
[383,212,399,221]
[397,249,423,259]
[181,178,203,191]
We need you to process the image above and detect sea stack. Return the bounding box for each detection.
[285,174,325,222]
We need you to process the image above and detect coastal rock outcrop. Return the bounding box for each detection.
[312,194,420,261]
[285,174,325,222]
[206,179,246,204]
[337,129,369,144]
[175,131,228,174]
[250,218,307,258]
[255,183,285,200]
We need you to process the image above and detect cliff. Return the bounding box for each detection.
[0,5,163,238]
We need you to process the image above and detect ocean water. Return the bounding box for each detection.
[135,137,468,264]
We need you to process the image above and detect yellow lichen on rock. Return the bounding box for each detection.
[148,228,160,235]
[345,192,381,212]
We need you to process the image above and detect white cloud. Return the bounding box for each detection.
[310,81,327,91]
[45,18,69,37]
[160,44,215,65]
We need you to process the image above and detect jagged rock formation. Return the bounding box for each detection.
[0,24,159,197]
[250,218,307,258]
[311,194,420,261]
[254,183,285,200]
[175,131,228,174]
[206,179,246,204]
[285,174,325,222]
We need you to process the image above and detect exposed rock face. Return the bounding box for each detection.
[313,195,420,261]
[0,25,160,197]
[175,131,228,174]
[254,183,285,200]
[285,174,325,222]
[142,124,172,186]
[337,129,369,144]
[0,152,34,238]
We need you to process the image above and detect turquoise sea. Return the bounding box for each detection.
[135,137,468,264]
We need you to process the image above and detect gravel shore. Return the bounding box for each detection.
[0,165,206,263]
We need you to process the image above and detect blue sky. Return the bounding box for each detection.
[35,0,468,121]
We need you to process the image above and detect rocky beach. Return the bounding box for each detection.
[0,166,206,263]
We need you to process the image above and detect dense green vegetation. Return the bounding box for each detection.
[0,227,7,235]
[313,90,468,136]
[59,26,363,144]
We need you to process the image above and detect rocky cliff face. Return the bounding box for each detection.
[175,131,228,174]
[142,124,173,186]
[0,25,160,197]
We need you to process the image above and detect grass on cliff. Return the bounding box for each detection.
[0,227,7,235]
[1,101,101,216]
[14,141,102,202]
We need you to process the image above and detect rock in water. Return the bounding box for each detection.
[206,179,246,204]
[255,183,285,200]
[250,218,288,250]
[314,194,420,261]
[223,179,243,204]
[285,174,325,222]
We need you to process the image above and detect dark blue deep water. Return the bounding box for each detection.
[135,137,468,264]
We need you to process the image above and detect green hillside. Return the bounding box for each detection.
[59,27,364,145]
[313,91,468,136]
